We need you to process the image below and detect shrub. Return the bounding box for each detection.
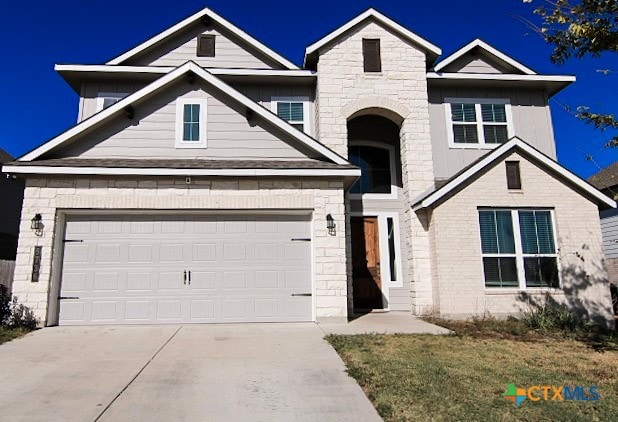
[0,285,38,330]
[520,299,582,332]
[0,285,11,325]
[8,297,38,330]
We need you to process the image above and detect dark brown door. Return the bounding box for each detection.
[351,217,384,310]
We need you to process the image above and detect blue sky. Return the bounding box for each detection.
[0,0,615,177]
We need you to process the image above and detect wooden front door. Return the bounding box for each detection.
[351,217,384,310]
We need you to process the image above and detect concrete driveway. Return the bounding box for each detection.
[0,324,381,422]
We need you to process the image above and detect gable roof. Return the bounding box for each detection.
[588,161,618,191]
[304,8,441,68]
[19,62,348,165]
[433,39,536,75]
[0,148,13,164]
[412,137,616,211]
[106,7,298,69]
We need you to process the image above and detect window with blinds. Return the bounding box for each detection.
[175,98,207,148]
[478,209,559,289]
[447,99,511,147]
[275,101,306,132]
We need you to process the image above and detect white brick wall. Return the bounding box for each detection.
[12,177,348,325]
[315,21,436,315]
[430,152,614,325]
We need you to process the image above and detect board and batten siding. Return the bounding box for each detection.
[233,83,316,136]
[601,208,618,259]
[428,87,557,181]
[439,55,514,74]
[124,24,280,69]
[79,81,148,122]
[55,81,316,160]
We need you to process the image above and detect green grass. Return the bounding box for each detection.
[0,327,30,345]
[327,321,618,421]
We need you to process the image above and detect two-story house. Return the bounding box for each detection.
[3,8,615,326]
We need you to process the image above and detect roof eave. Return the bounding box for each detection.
[412,138,616,211]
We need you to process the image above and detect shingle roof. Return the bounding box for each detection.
[0,148,13,164]
[588,162,618,191]
[6,158,357,170]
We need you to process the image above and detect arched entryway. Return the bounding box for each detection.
[347,114,405,311]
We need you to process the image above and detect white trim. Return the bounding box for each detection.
[46,211,66,326]
[444,98,514,149]
[3,165,361,177]
[304,8,441,66]
[433,39,536,75]
[426,72,576,83]
[348,141,397,200]
[412,137,617,210]
[350,211,405,307]
[479,208,562,290]
[21,62,348,165]
[96,92,130,112]
[270,96,312,136]
[106,8,298,69]
[55,64,316,78]
[175,98,208,149]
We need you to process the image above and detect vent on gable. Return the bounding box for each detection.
[506,161,522,190]
[197,34,216,57]
[362,39,381,73]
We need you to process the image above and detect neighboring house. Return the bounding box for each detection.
[2,8,615,326]
[588,162,618,315]
[0,148,24,260]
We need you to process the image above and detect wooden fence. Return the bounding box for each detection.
[0,260,15,293]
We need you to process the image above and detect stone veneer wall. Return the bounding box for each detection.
[430,151,614,326]
[12,177,348,325]
[315,21,436,314]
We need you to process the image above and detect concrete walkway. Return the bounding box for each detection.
[0,324,381,422]
[319,312,452,335]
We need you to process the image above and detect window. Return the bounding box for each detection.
[348,144,395,197]
[197,34,216,57]
[175,98,207,148]
[362,39,381,72]
[271,97,310,133]
[505,161,522,190]
[479,209,559,289]
[96,92,129,111]
[446,98,513,148]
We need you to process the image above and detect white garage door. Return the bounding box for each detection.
[58,214,312,325]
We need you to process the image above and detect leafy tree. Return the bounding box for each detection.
[525,0,617,147]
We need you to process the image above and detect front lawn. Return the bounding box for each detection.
[0,327,29,345]
[327,320,618,421]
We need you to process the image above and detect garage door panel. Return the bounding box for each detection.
[59,214,312,325]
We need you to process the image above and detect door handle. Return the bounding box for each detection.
[188,270,191,285]
[183,270,187,285]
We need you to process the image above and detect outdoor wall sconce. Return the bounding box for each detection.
[326,213,336,236]
[31,214,43,236]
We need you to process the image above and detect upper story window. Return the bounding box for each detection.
[96,92,129,111]
[362,39,381,72]
[445,98,513,148]
[175,98,207,148]
[197,34,216,57]
[271,97,310,134]
[348,142,396,198]
[479,209,559,289]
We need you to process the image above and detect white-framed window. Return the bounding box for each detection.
[445,98,514,148]
[479,208,560,289]
[348,141,397,199]
[175,98,207,148]
[96,92,129,111]
[271,97,310,134]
